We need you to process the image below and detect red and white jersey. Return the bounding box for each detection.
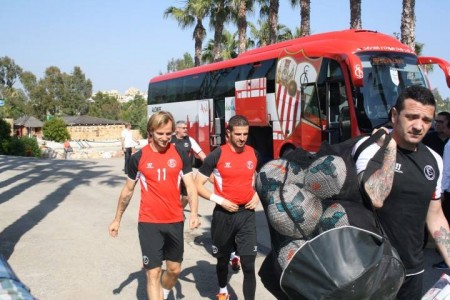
[198,144,258,205]
[128,143,192,223]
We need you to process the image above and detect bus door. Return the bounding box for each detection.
[326,81,349,143]
[211,98,227,147]
[318,60,350,144]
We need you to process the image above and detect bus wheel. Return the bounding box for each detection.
[280,145,296,158]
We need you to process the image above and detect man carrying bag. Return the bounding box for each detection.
[256,128,405,299]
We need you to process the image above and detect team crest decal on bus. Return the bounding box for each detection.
[275,51,321,138]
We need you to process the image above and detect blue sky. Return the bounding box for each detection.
[1,0,449,99]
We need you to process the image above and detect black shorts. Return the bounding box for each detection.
[211,205,257,258]
[138,222,184,269]
[396,273,423,300]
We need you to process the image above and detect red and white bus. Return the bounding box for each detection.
[147,29,450,163]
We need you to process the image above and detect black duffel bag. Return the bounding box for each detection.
[280,226,404,299]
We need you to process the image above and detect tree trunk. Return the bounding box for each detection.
[268,0,279,45]
[300,0,310,36]
[194,19,205,66]
[349,0,362,29]
[401,0,416,51]
[213,23,224,62]
[213,2,226,62]
[237,0,247,54]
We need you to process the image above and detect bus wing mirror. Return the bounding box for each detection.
[418,56,450,88]
[337,53,364,87]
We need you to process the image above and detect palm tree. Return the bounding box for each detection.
[415,42,433,73]
[268,0,279,44]
[164,0,210,66]
[290,0,311,36]
[349,0,362,29]
[248,20,293,47]
[249,19,270,47]
[230,0,256,54]
[209,0,233,62]
[400,0,416,50]
[256,0,279,44]
[202,29,238,63]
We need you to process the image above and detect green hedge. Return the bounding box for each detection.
[4,136,42,157]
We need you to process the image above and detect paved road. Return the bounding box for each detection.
[0,155,448,299]
[0,156,274,300]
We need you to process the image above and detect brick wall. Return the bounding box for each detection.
[67,125,143,141]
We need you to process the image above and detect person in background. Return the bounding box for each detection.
[353,85,448,300]
[109,111,200,300]
[121,123,139,174]
[422,111,450,156]
[432,113,450,269]
[422,112,449,258]
[170,120,206,208]
[442,118,450,218]
[195,115,260,300]
[63,139,72,160]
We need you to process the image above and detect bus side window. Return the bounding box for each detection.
[149,81,167,104]
[214,67,240,99]
[183,73,205,101]
[302,85,322,127]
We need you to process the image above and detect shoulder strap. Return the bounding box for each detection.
[353,129,386,162]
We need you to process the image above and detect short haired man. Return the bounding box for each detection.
[433,113,450,269]
[195,115,260,300]
[109,111,200,300]
[442,118,450,206]
[353,85,448,299]
[170,120,206,208]
[422,111,450,156]
[121,123,139,174]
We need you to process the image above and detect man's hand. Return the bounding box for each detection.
[221,198,239,212]
[210,194,239,212]
[109,220,120,237]
[245,192,260,210]
[189,214,201,229]
[371,127,390,146]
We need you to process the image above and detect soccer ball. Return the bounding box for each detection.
[304,155,347,199]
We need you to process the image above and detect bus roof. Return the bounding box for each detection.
[149,29,415,84]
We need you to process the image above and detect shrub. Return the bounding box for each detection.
[7,136,42,157]
[7,137,25,156]
[0,119,12,154]
[43,118,70,142]
[139,116,148,139]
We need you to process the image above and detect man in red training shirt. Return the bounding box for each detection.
[109,111,200,300]
[195,115,260,300]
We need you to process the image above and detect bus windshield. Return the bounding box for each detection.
[355,52,428,131]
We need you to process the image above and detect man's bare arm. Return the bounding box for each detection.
[109,179,137,237]
[183,173,200,229]
[362,136,397,208]
[427,200,450,266]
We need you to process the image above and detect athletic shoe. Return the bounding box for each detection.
[216,293,230,300]
[230,257,241,272]
[432,261,450,270]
